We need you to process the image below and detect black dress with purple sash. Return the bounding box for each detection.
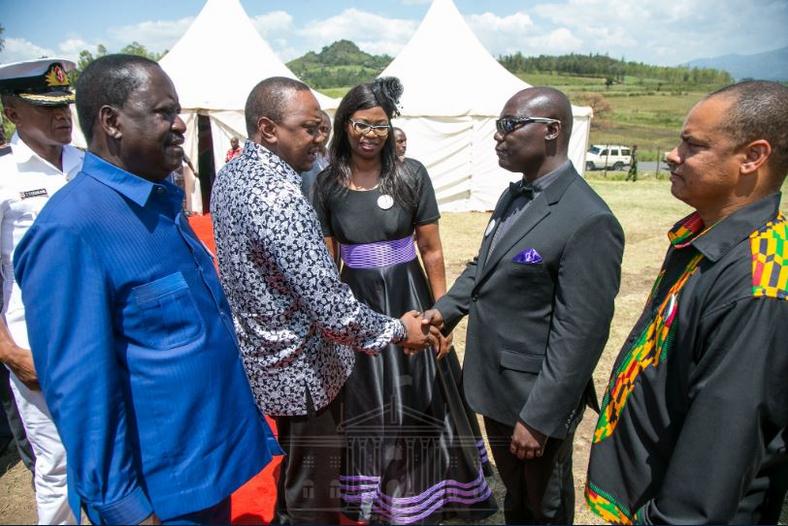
[313,159,497,524]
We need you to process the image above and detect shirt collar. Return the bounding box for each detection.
[667,192,783,261]
[10,131,80,176]
[81,152,170,207]
[245,140,302,187]
[61,143,83,178]
[527,160,571,194]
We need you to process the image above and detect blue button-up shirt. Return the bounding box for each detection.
[14,152,281,524]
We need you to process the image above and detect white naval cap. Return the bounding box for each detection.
[0,58,77,106]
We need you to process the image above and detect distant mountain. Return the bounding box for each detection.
[685,47,788,81]
[287,40,392,89]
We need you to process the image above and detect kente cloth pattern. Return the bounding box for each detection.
[585,195,788,525]
[751,213,787,299]
[592,251,703,445]
[592,211,708,445]
[585,481,633,525]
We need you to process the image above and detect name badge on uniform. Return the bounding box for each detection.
[20,188,48,199]
[484,218,496,237]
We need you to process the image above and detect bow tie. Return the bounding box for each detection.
[509,180,534,199]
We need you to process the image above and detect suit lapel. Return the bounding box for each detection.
[478,190,516,271]
[475,164,580,287]
[478,197,550,283]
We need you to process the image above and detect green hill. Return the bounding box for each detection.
[286,40,391,89]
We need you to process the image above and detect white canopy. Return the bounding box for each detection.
[380,0,592,211]
[159,0,337,194]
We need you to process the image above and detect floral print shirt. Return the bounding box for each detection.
[211,141,404,416]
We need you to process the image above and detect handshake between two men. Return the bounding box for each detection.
[397,310,451,359]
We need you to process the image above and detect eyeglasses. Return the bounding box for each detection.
[349,119,391,137]
[495,116,560,135]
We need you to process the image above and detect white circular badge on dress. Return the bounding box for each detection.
[377,194,394,210]
[484,218,496,237]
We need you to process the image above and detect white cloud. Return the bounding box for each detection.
[467,11,534,33]
[56,38,96,62]
[251,10,295,38]
[249,11,299,60]
[297,8,418,57]
[526,27,584,54]
[0,37,56,63]
[106,17,193,54]
[466,11,537,56]
[531,0,788,65]
[6,2,785,73]
[464,11,583,57]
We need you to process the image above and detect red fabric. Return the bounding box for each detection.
[231,416,281,524]
[188,214,363,525]
[187,213,217,255]
[226,147,242,163]
[188,214,280,524]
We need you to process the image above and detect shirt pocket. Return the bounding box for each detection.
[127,272,204,350]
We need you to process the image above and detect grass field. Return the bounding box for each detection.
[2,181,786,524]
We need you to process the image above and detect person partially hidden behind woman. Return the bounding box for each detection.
[313,77,497,524]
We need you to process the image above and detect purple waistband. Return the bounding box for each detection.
[340,235,417,269]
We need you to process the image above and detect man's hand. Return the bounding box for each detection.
[430,328,452,360]
[421,309,450,359]
[422,308,445,331]
[1,345,39,390]
[399,310,430,353]
[510,420,547,460]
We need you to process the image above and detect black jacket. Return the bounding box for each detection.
[435,162,624,438]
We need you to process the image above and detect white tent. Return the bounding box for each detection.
[380,0,592,211]
[159,0,337,190]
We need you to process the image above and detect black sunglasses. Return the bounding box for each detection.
[495,116,560,135]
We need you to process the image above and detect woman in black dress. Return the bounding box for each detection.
[313,77,496,524]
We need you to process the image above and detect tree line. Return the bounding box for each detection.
[70,42,165,82]
[498,52,733,86]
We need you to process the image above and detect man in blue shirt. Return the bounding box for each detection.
[14,54,281,525]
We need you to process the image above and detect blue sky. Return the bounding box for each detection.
[2,0,787,66]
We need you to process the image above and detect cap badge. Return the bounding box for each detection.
[44,64,69,88]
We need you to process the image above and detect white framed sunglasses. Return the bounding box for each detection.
[349,119,391,137]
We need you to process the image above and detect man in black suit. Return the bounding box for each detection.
[424,87,624,524]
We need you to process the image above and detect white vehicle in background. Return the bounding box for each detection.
[585,145,632,171]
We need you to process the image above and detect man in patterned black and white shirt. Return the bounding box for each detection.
[211,77,433,524]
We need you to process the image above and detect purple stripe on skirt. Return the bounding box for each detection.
[340,235,417,269]
[477,439,489,461]
[340,468,493,524]
[373,487,494,524]
[344,481,489,507]
[342,468,485,496]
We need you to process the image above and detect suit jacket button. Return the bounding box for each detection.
[471,294,479,302]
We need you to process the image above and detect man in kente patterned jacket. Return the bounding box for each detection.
[586,81,788,524]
